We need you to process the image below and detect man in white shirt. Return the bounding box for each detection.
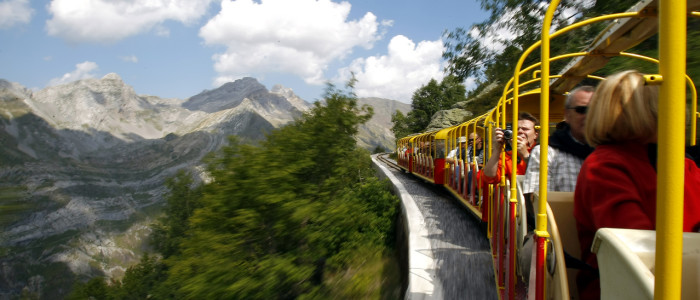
[522,86,595,194]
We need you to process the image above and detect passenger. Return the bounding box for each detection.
[426,138,435,159]
[522,86,594,194]
[467,132,484,165]
[574,70,700,300]
[424,140,433,157]
[482,112,539,185]
[403,144,412,166]
[466,132,484,194]
[518,86,595,282]
[446,136,468,188]
[446,136,467,163]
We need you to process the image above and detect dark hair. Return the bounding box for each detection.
[519,111,538,125]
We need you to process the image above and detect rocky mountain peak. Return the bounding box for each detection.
[25,75,160,142]
[271,84,312,113]
[183,77,268,112]
[102,72,123,82]
[270,84,294,98]
[0,78,16,91]
[0,79,32,99]
[221,77,265,92]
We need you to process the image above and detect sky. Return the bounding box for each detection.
[0,0,489,104]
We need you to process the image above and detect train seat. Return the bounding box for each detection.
[528,192,580,259]
[548,192,580,260]
[528,191,578,300]
[546,192,580,299]
[593,228,700,300]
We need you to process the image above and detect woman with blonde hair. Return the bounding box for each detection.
[573,70,700,299]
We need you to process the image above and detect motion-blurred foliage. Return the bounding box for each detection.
[69,82,402,299]
[439,0,699,125]
[391,75,467,139]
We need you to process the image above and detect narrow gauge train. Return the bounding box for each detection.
[396,0,700,299]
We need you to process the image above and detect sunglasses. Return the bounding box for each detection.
[566,106,588,114]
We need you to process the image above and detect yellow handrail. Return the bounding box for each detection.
[655,0,686,299]
[535,3,559,300]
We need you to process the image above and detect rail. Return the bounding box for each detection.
[376,153,403,171]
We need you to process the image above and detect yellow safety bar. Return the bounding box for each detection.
[655,0,686,299]
[532,2,559,299]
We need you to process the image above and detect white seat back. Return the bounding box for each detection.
[593,228,700,300]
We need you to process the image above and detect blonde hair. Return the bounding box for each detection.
[585,70,659,147]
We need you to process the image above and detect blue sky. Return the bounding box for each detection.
[0,0,488,103]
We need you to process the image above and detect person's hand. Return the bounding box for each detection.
[517,135,530,159]
[492,128,505,154]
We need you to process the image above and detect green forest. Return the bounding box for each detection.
[68,83,403,299]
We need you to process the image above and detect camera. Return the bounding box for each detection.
[503,129,513,140]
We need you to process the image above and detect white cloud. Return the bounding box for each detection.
[557,0,596,26]
[472,1,596,54]
[464,76,478,91]
[45,0,217,43]
[470,9,519,53]
[0,0,34,29]
[337,35,445,103]
[48,61,99,86]
[154,24,170,37]
[200,0,385,86]
[213,75,239,88]
[120,55,138,63]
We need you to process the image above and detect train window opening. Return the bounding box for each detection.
[435,140,445,159]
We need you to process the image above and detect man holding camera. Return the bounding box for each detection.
[482,111,539,185]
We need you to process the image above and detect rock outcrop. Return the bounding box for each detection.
[425,108,474,132]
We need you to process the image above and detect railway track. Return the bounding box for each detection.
[376,153,402,171]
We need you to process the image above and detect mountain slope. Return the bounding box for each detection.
[356,97,411,151]
[0,75,402,299]
[0,75,304,298]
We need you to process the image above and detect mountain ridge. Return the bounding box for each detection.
[0,74,408,299]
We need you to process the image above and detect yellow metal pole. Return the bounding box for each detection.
[537,0,559,235]
[691,76,698,145]
[486,114,494,239]
[501,99,507,187]
[655,0,685,299]
[533,2,559,300]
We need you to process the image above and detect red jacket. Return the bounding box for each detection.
[482,149,530,185]
[573,143,700,299]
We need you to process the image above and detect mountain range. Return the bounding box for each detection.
[0,74,409,298]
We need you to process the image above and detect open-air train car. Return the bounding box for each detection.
[396,0,700,299]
